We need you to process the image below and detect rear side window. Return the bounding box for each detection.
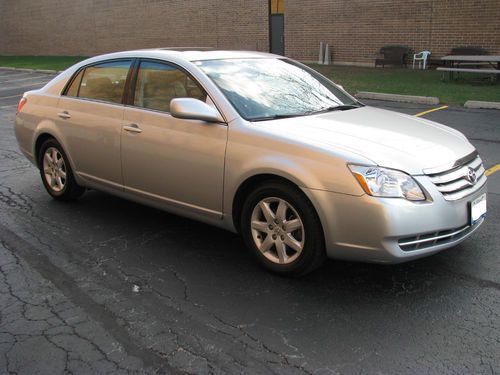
[65,69,84,97]
[133,61,206,113]
[66,60,132,104]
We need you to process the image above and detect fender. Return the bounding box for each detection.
[32,121,82,186]
[223,152,354,220]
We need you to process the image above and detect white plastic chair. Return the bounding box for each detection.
[413,51,431,70]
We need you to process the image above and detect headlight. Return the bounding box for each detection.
[348,165,425,201]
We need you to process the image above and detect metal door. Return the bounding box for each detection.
[271,14,284,56]
[56,97,125,189]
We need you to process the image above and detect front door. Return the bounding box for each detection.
[121,60,227,218]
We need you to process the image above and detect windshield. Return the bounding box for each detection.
[195,58,359,121]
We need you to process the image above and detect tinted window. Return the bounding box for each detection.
[76,60,132,104]
[65,69,84,97]
[133,61,206,112]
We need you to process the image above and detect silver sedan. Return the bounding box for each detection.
[14,49,487,275]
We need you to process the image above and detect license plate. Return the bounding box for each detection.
[470,193,487,225]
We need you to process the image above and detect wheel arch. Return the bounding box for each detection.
[33,130,77,177]
[231,173,324,236]
[34,133,57,168]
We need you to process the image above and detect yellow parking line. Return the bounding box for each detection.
[414,105,449,117]
[485,164,500,176]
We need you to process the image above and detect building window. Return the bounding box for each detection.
[271,0,285,14]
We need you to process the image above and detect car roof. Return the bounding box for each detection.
[84,48,279,64]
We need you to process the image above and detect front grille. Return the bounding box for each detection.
[399,218,483,251]
[424,153,487,201]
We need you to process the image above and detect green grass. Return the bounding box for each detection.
[0,56,88,71]
[309,64,500,105]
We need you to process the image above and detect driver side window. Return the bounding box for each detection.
[133,61,207,113]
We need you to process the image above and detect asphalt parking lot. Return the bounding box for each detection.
[0,68,499,374]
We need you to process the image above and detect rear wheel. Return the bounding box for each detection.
[38,138,85,201]
[241,181,326,276]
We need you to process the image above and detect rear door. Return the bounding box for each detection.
[57,59,132,189]
[121,60,227,218]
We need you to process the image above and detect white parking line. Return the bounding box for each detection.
[0,80,50,92]
[0,94,22,101]
[0,72,44,80]
[0,104,17,109]
[1,75,51,83]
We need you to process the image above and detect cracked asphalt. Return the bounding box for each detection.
[0,68,499,374]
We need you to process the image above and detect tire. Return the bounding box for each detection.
[38,138,85,201]
[241,180,326,276]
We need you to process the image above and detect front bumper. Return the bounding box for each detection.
[302,176,487,263]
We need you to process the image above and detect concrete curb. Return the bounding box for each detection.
[0,66,61,74]
[356,91,440,105]
[464,100,500,110]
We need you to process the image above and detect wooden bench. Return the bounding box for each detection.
[437,67,500,81]
[437,67,500,74]
[375,45,409,68]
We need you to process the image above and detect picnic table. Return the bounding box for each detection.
[437,55,500,80]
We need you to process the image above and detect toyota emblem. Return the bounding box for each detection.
[466,167,477,185]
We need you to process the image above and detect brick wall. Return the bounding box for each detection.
[0,0,499,65]
[0,0,269,56]
[285,0,500,64]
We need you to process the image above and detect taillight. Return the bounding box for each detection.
[16,97,27,114]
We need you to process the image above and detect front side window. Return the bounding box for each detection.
[196,58,358,121]
[68,60,132,104]
[133,61,206,113]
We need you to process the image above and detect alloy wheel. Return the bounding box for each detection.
[42,147,67,192]
[250,197,305,264]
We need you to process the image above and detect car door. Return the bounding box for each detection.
[121,60,227,218]
[57,59,132,189]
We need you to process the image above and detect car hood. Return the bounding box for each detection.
[253,106,475,175]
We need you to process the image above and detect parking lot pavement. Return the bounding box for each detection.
[0,240,148,373]
[0,69,499,374]
[0,70,55,109]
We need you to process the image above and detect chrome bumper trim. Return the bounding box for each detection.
[398,217,484,251]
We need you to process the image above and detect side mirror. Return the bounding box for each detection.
[170,98,224,123]
[335,83,345,91]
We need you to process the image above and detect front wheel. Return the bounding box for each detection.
[38,138,85,201]
[241,181,326,276]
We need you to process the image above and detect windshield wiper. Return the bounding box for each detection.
[249,113,309,122]
[249,103,364,122]
[308,103,364,115]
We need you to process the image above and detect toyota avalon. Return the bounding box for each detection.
[14,49,487,275]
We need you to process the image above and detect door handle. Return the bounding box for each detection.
[58,111,71,119]
[123,124,142,134]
